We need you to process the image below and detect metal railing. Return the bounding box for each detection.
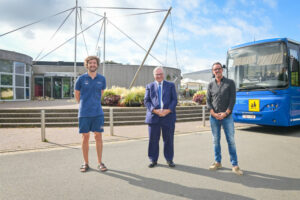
[40,105,208,142]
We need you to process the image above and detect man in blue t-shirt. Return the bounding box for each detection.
[75,56,107,172]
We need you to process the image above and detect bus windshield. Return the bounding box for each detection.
[227,42,288,91]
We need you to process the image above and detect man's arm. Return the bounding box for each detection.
[227,80,236,112]
[144,84,163,116]
[218,80,236,120]
[75,90,80,103]
[162,82,177,116]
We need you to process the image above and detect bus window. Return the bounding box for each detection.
[289,45,300,86]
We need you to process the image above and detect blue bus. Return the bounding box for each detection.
[227,38,300,126]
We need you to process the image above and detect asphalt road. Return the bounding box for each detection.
[1,125,300,200]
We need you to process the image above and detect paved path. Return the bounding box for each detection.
[0,121,251,153]
[1,126,300,200]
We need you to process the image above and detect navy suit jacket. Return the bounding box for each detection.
[144,81,177,124]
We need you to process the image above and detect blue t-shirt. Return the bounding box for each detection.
[75,73,106,117]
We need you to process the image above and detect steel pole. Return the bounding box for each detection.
[129,7,172,88]
[73,0,78,92]
[103,12,106,76]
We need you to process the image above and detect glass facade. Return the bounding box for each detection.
[34,76,74,99]
[0,59,31,101]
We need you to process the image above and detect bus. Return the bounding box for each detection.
[227,38,300,126]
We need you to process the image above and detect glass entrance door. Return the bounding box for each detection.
[53,77,62,99]
[62,77,71,98]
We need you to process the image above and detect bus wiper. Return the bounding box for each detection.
[238,86,277,94]
[255,85,277,94]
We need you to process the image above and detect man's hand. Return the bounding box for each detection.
[153,109,162,116]
[213,112,228,120]
[153,109,171,117]
[160,109,171,117]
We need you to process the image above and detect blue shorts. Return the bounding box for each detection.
[79,115,104,133]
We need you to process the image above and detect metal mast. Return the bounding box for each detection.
[103,12,106,76]
[129,7,172,88]
[73,0,78,85]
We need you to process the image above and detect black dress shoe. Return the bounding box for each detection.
[148,162,157,168]
[167,161,175,168]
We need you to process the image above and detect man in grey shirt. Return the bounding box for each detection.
[206,62,243,175]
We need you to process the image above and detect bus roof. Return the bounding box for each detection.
[229,38,300,50]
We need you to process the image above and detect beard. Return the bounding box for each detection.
[88,66,98,72]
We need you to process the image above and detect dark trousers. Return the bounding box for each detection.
[148,120,175,162]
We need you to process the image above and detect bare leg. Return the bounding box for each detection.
[94,132,103,164]
[82,133,90,164]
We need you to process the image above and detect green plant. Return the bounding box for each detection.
[120,87,145,107]
[192,90,207,105]
[166,74,171,81]
[101,89,120,106]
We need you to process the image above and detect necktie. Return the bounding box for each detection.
[158,83,162,109]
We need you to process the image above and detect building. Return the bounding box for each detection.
[0,49,32,101]
[33,61,181,99]
[0,49,181,101]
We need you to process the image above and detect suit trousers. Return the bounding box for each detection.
[148,119,175,162]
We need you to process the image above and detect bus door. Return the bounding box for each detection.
[288,43,300,125]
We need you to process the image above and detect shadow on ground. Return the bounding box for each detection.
[170,164,300,191]
[104,169,255,200]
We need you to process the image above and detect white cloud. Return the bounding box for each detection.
[262,0,277,9]
[0,0,281,74]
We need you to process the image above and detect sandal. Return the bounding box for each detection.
[80,164,89,172]
[98,163,107,172]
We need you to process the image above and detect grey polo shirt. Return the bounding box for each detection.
[206,77,236,113]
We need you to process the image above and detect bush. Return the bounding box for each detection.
[189,89,197,97]
[101,86,145,107]
[110,86,128,97]
[120,86,145,107]
[101,89,120,106]
[178,101,198,106]
[103,94,121,106]
[192,90,207,105]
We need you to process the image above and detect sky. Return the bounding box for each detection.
[0,0,300,74]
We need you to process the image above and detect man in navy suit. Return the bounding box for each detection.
[144,67,178,168]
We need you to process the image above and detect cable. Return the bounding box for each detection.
[83,8,166,19]
[37,17,104,61]
[107,18,164,66]
[0,7,75,37]
[122,10,167,17]
[170,13,180,69]
[95,20,104,54]
[35,8,75,61]
[82,7,167,11]
[164,17,170,67]
[78,8,89,56]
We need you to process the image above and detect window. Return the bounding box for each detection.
[16,75,25,87]
[0,87,13,100]
[26,64,31,72]
[0,60,13,73]
[26,76,30,87]
[0,59,31,101]
[289,44,300,86]
[1,74,13,86]
[16,88,24,99]
[15,62,25,74]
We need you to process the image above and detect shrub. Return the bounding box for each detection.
[178,101,198,106]
[120,87,145,107]
[189,89,197,97]
[101,89,120,106]
[103,94,121,106]
[110,86,128,97]
[192,90,207,105]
